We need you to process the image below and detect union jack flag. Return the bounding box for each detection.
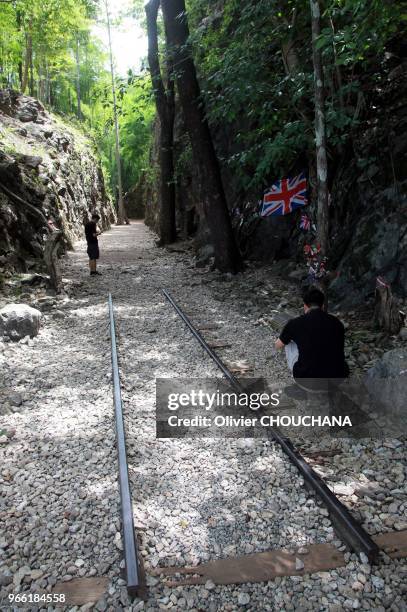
[260,172,308,217]
[300,213,311,231]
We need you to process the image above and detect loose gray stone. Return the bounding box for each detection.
[9,391,23,407]
[0,573,13,587]
[1,221,405,612]
[0,304,41,341]
[295,558,305,571]
[237,592,251,605]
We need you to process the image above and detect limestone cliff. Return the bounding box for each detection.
[0,89,115,278]
[143,57,407,307]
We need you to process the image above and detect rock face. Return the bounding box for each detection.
[123,183,145,219]
[0,89,115,277]
[144,112,202,244]
[142,44,406,309]
[143,118,160,233]
[0,303,41,340]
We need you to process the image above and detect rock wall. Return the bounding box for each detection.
[141,43,406,308]
[143,107,209,260]
[0,89,115,278]
[143,117,160,232]
[123,182,145,219]
[328,66,407,307]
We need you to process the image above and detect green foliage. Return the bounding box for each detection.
[119,76,155,192]
[322,0,402,65]
[0,0,154,200]
[0,0,98,99]
[185,0,405,191]
[90,71,155,196]
[1,0,403,205]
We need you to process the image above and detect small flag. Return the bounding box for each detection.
[376,276,390,289]
[300,213,311,231]
[304,243,321,257]
[260,172,308,217]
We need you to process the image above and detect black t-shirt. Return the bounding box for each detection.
[279,308,349,379]
[85,221,98,244]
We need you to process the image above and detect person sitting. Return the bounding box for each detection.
[275,288,349,389]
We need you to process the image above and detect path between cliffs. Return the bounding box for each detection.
[1,221,406,611]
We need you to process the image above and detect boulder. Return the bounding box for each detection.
[365,349,407,419]
[0,303,42,341]
[195,244,214,268]
[368,348,407,377]
[19,155,43,169]
[399,327,407,341]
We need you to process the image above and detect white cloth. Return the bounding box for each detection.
[285,341,299,373]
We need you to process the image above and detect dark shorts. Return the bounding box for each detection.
[87,243,99,260]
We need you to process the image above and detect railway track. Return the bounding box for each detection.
[108,290,407,597]
[161,290,380,563]
[108,294,140,597]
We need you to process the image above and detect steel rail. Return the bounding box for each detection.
[162,289,380,563]
[108,294,140,597]
[162,288,244,392]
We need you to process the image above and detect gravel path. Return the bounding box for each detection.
[1,222,406,611]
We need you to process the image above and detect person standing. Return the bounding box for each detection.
[85,212,102,276]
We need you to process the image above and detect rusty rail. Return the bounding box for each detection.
[162,289,380,563]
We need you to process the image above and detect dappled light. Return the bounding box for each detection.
[1,0,406,608]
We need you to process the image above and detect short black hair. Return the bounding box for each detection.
[303,287,325,308]
[91,212,100,220]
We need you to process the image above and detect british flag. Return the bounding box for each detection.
[300,213,311,231]
[260,172,308,217]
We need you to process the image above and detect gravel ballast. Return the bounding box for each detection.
[0,222,406,611]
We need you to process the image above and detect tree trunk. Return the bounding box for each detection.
[37,64,42,101]
[282,8,299,75]
[49,79,54,106]
[374,277,403,335]
[75,37,82,120]
[45,61,51,105]
[310,0,329,256]
[145,0,176,244]
[329,16,345,113]
[161,0,241,273]
[16,9,23,89]
[104,0,128,225]
[29,42,34,96]
[38,63,48,103]
[44,230,63,293]
[21,20,33,93]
